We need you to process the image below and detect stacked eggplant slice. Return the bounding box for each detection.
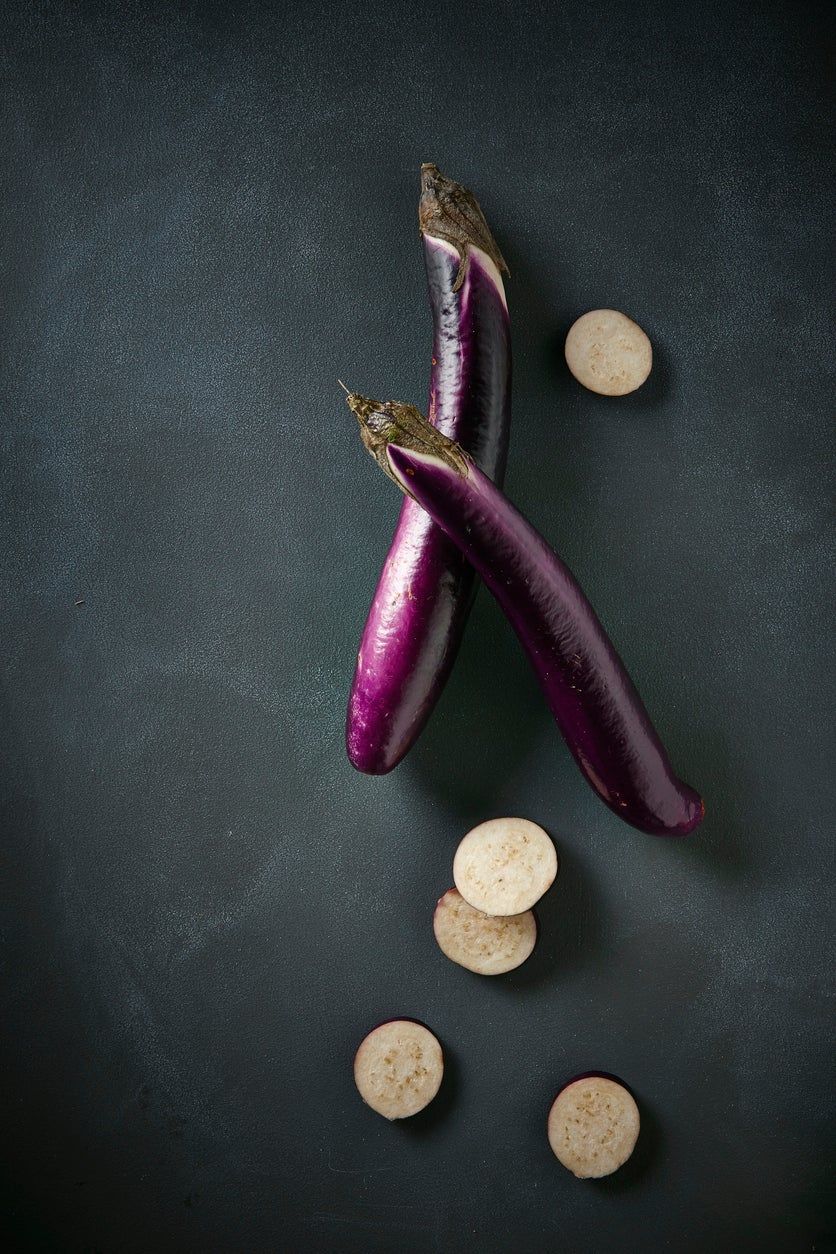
[345,165,703,839]
[434,817,557,976]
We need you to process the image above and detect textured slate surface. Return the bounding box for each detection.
[1,1,833,1250]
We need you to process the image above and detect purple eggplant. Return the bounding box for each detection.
[346,165,511,774]
[346,393,704,837]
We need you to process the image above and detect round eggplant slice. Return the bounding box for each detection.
[354,1020,443,1120]
[453,818,558,915]
[564,309,652,396]
[433,888,537,975]
[547,1075,640,1178]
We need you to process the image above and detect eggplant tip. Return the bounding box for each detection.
[420,162,443,193]
[677,792,705,837]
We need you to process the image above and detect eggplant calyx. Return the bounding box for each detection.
[418,163,508,291]
[343,390,469,490]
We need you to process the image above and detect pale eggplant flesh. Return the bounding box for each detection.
[346,165,511,775]
[347,393,704,838]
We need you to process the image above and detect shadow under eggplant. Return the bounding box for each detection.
[396,1036,459,1138]
[498,835,609,994]
[590,1090,664,1193]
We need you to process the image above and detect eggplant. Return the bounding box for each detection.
[548,1075,640,1178]
[346,164,511,774]
[346,393,704,837]
[433,888,537,975]
[354,1020,444,1119]
[453,817,558,915]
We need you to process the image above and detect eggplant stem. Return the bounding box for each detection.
[343,391,469,489]
[419,163,508,287]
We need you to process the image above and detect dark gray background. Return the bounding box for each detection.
[2,1,834,1250]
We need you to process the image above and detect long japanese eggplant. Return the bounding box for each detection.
[346,165,511,774]
[346,392,704,837]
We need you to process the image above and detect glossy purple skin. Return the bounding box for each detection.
[346,238,511,774]
[385,446,704,837]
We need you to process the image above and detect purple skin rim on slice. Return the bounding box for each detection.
[346,167,511,774]
[554,1072,637,1102]
[362,1016,437,1038]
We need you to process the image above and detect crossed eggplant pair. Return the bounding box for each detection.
[343,164,702,838]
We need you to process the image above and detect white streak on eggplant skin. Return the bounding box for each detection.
[384,447,452,497]
[423,234,508,313]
